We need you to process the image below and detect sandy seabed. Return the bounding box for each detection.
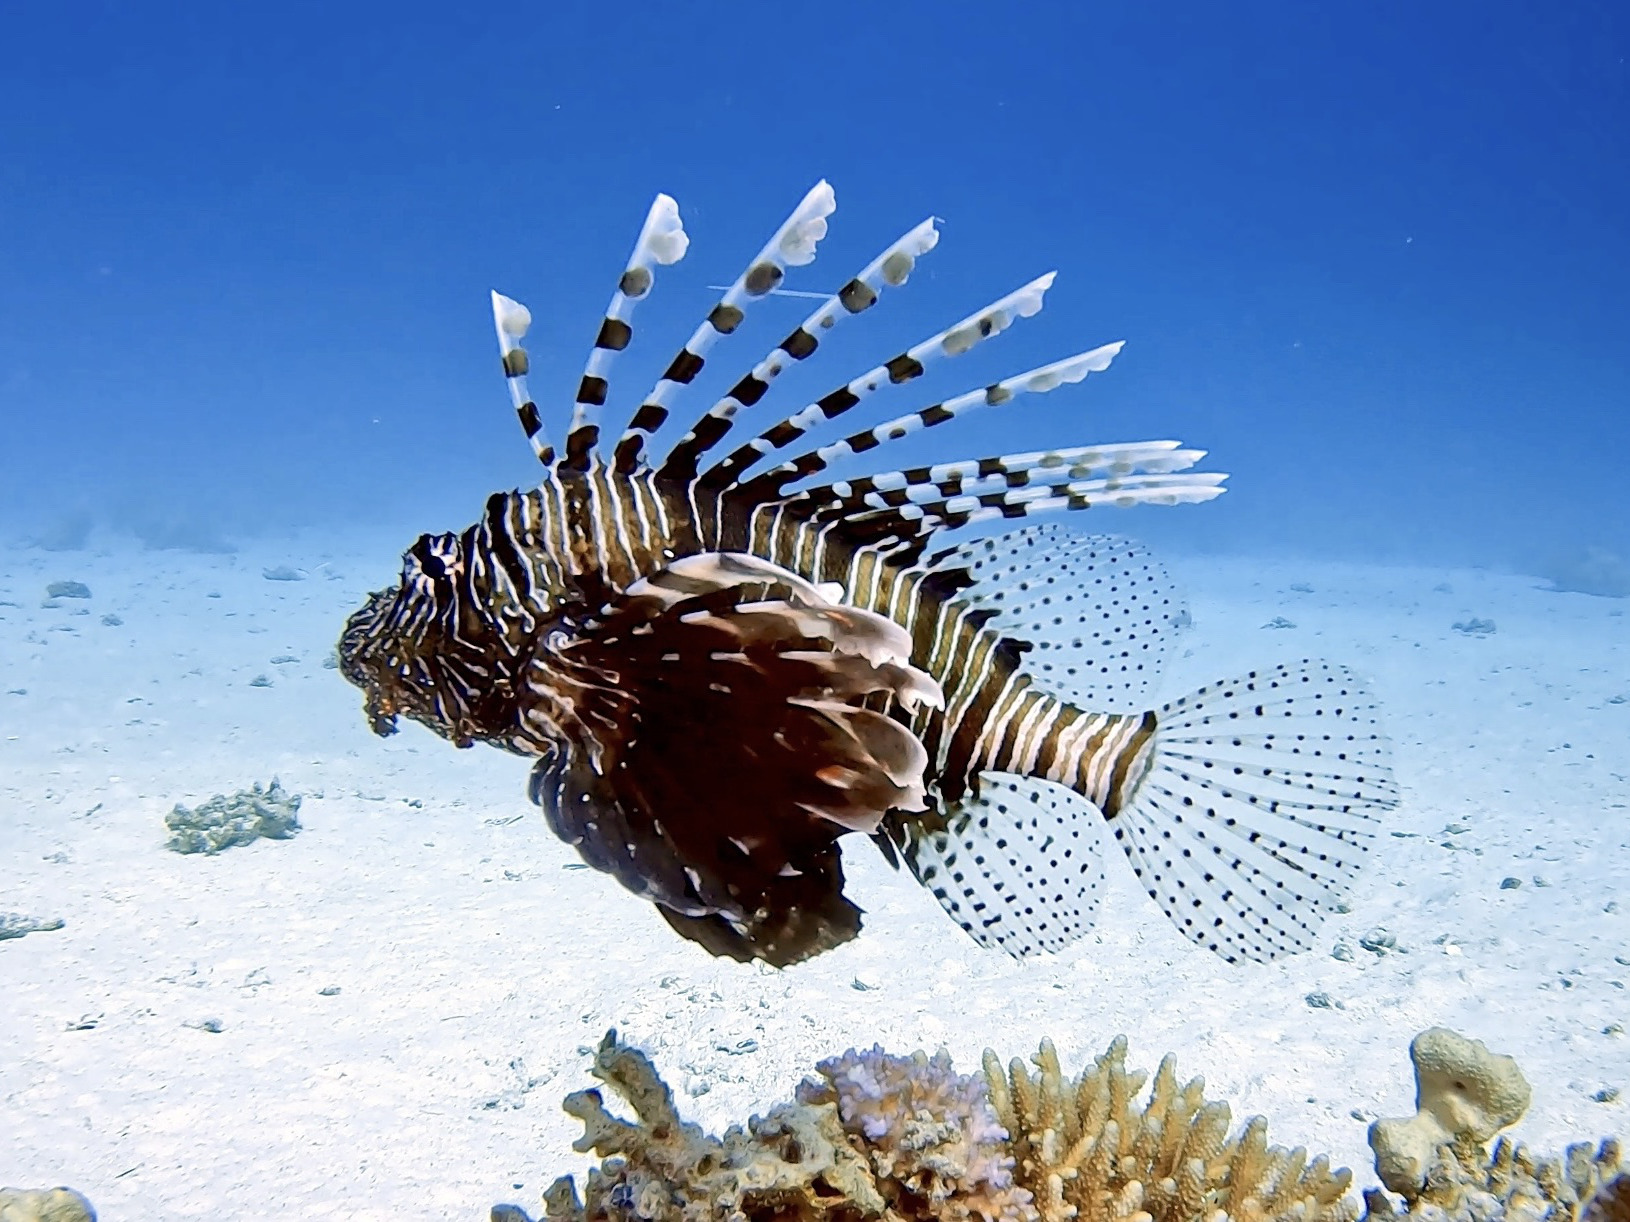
[2,531,1627,1220]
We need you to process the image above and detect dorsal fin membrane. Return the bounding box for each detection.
[702,274,1060,490]
[559,193,690,471]
[651,217,942,480]
[613,181,836,476]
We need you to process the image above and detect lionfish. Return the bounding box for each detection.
[339,182,1399,968]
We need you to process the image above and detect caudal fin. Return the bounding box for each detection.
[1111,660,1399,964]
[893,658,1397,965]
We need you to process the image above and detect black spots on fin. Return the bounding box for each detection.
[936,525,1185,712]
[839,278,878,313]
[517,401,544,439]
[708,303,745,334]
[898,772,1107,959]
[744,261,784,296]
[620,266,653,298]
[920,403,955,426]
[563,425,599,470]
[729,374,771,408]
[985,384,1013,406]
[626,403,667,435]
[780,328,819,360]
[818,386,861,418]
[502,348,529,377]
[596,318,633,351]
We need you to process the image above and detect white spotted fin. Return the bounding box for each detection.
[1112,660,1398,963]
[895,529,1399,965]
[930,525,1187,712]
[902,772,1108,958]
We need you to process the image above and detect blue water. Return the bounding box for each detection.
[2,0,1625,580]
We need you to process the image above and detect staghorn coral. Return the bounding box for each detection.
[796,1045,1035,1222]
[982,1036,1355,1222]
[1360,1030,1623,1222]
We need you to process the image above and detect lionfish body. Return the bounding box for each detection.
[340,182,1399,967]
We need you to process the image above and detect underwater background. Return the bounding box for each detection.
[2,2,1627,1219]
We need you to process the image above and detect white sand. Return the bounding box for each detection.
[3,532,1626,1220]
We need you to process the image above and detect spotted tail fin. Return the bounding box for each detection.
[1106,660,1398,963]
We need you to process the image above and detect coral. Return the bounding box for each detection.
[1360,1028,1623,1222]
[0,913,65,941]
[527,1030,883,1222]
[0,1186,97,1222]
[797,1045,1035,1222]
[164,780,301,855]
[506,1029,1624,1222]
[984,1036,1355,1222]
[1367,1028,1532,1197]
[1583,1177,1629,1222]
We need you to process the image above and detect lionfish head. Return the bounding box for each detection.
[338,529,530,750]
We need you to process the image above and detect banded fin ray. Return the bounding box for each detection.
[733,343,1123,498]
[897,771,1109,957]
[654,217,942,480]
[801,443,1206,521]
[703,275,1063,490]
[816,472,1228,555]
[612,181,837,476]
[490,292,549,464]
[561,193,691,470]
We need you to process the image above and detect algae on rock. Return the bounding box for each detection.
[531,1030,883,1222]
[164,780,301,855]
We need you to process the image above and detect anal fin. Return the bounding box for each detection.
[893,771,1108,958]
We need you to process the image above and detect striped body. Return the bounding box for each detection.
[342,463,1158,822]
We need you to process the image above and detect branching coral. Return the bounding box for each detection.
[982,1036,1354,1222]
[508,1029,1624,1222]
[527,1030,882,1222]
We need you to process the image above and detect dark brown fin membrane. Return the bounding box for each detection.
[522,554,941,967]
